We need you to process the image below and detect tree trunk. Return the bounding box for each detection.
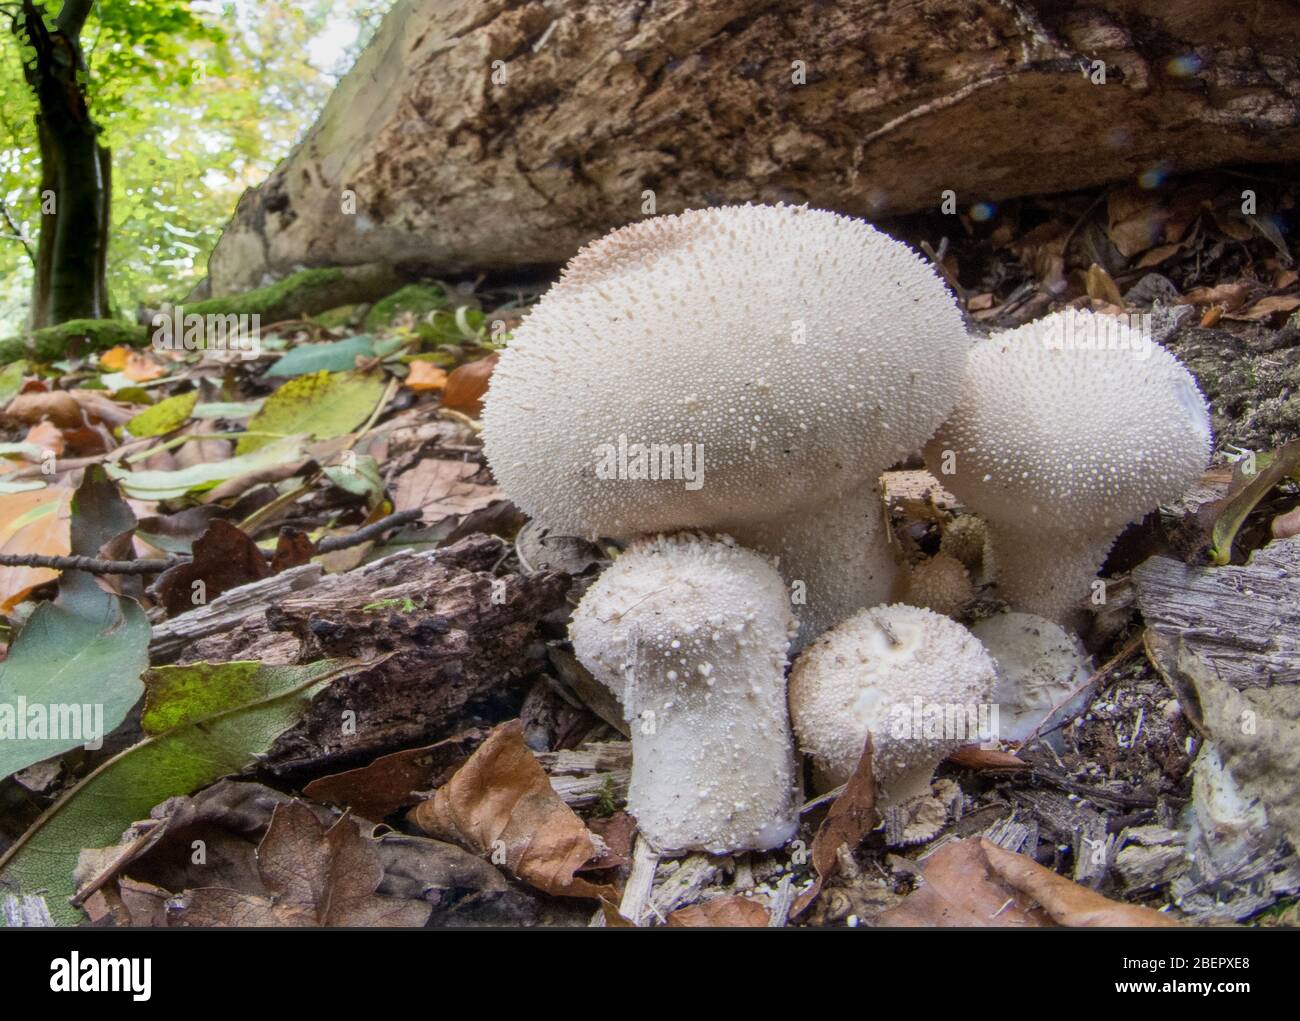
[204,0,1300,296]
[19,0,111,328]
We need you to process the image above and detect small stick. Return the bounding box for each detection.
[0,509,423,575]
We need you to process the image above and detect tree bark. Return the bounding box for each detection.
[204,0,1300,295]
[18,0,111,328]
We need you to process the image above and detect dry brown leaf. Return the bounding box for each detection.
[172,801,431,928]
[6,391,83,428]
[944,745,1027,770]
[667,896,770,927]
[1107,185,1164,257]
[440,353,498,417]
[1228,293,1300,322]
[1271,505,1300,540]
[966,292,995,311]
[404,361,448,392]
[22,420,65,458]
[1135,242,1183,268]
[1085,263,1125,306]
[408,719,615,900]
[392,457,502,521]
[792,736,877,917]
[1200,305,1224,328]
[878,837,1181,927]
[303,730,484,821]
[1179,282,1250,310]
[0,483,73,611]
[123,352,165,382]
[152,519,272,616]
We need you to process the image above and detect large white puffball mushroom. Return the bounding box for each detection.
[969,611,1093,743]
[484,203,967,644]
[925,309,1211,628]
[570,533,799,854]
[788,604,997,804]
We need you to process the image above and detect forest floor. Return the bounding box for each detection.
[0,166,1297,928]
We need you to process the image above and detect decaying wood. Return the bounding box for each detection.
[1133,537,1300,853]
[255,535,570,774]
[207,0,1300,294]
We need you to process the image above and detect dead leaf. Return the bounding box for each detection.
[792,736,877,917]
[0,483,73,610]
[1200,305,1224,328]
[6,391,83,429]
[304,730,484,821]
[408,720,615,900]
[1107,185,1164,257]
[1228,293,1300,322]
[1135,242,1183,268]
[124,352,165,382]
[393,457,502,521]
[404,361,448,392]
[667,896,770,927]
[878,837,1180,927]
[22,420,65,458]
[99,346,132,371]
[1271,505,1300,540]
[172,801,431,927]
[440,353,498,417]
[271,528,316,572]
[1085,263,1125,307]
[1179,282,1250,310]
[944,746,1027,770]
[152,518,272,615]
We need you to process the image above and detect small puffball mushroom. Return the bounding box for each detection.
[569,533,799,853]
[788,604,996,804]
[483,203,968,645]
[969,611,1093,743]
[939,514,993,582]
[925,309,1211,628]
[902,553,974,617]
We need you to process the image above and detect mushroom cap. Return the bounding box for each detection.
[483,203,967,538]
[788,603,996,797]
[969,611,1092,743]
[926,309,1212,531]
[902,553,974,617]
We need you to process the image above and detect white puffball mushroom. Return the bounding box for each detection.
[788,603,997,804]
[969,611,1093,744]
[569,533,799,853]
[483,203,968,644]
[901,553,974,617]
[925,309,1211,628]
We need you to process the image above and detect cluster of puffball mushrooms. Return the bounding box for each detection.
[481,203,1212,855]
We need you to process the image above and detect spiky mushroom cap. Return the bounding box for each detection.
[788,603,997,803]
[482,203,967,540]
[569,532,799,853]
[925,309,1211,624]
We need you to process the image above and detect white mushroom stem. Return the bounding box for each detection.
[984,521,1115,630]
[570,534,800,854]
[728,479,896,648]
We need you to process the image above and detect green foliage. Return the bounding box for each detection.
[0,658,355,925]
[364,284,450,330]
[0,2,386,331]
[0,317,146,364]
[239,370,385,453]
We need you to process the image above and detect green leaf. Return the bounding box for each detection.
[239,371,384,454]
[106,434,308,500]
[1207,440,1300,565]
[192,400,262,419]
[323,454,383,507]
[125,391,199,438]
[0,659,360,926]
[0,361,27,405]
[264,335,376,377]
[0,468,149,782]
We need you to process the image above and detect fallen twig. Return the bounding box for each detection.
[0,509,423,574]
